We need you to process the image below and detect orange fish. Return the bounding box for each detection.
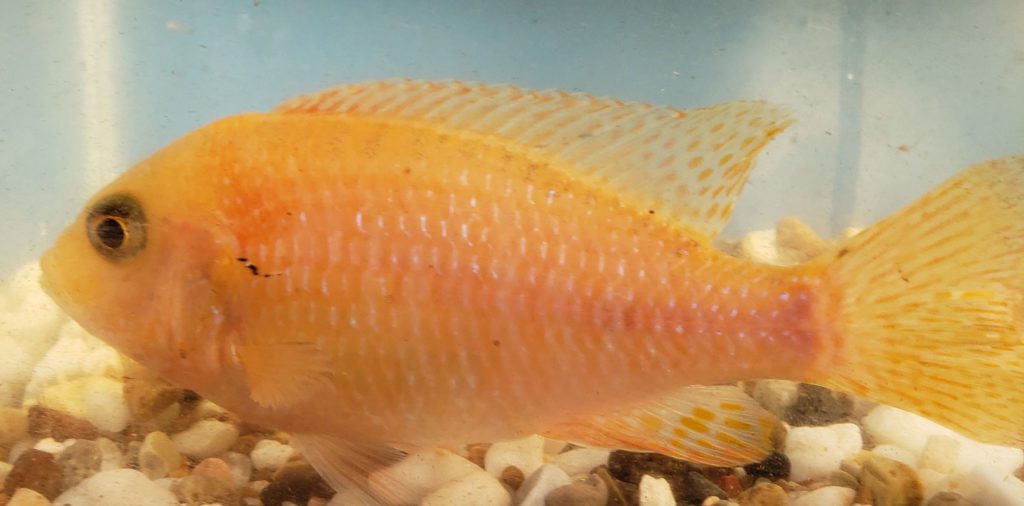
[39,79,1024,503]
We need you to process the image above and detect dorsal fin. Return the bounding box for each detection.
[275,79,792,241]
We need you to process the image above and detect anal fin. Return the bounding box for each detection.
[292,434,411,505]
[543,385,779,467]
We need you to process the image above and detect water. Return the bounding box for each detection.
[1,1,1023,505]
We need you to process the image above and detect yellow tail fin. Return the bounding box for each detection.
[816,155,1024,445]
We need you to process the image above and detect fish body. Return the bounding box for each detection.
[40,80,1024,503]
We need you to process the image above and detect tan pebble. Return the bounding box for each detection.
[859,454,922,506]
[2,450,61,500]
[807,470,859,491]
[26,406,97,441]
[307,497,330,506]
[193,457,236,487]
[172,474,240,505]
[776,217,829,261]
[736,482,787,505]
[0,409,28,447]
[7,488,50,506]
[138,431,183,480]
[925,491,976,505]
[499,465,525,490]
[122,361,187,423]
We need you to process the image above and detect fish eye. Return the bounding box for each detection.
[86,193,146,261]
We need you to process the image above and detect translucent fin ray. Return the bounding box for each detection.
[817,155,1024,444]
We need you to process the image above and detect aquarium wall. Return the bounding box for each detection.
[2,1,1023,277]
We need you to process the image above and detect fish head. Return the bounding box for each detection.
[40,120,245,386]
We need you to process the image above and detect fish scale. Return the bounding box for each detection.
[39,80,1024,503]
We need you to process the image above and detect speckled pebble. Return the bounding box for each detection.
[545,474,608,506]
[859,454,923,506]
[172,473,240,506]
[550,447,611,476]
[94,437,124,471]
[7,487,51,506]
[751,380,799,417]
[871,444,917,467]
[744,453,791,481]
[638,475,676,506]
[784,423,863,482]
[367,448,479,504]
[3,449,62,500]
[736,482,787,506]
[56,439,102,489]
[138,430,183,479]
[171,419,239,459]
[785,384,854,426]
[484,434,545,478]
[251,438,296,471]
[420,470,511,506]
[791,485,855,506]
[54,468,178,506]
[514,463,571,506]
[26,405,97,441]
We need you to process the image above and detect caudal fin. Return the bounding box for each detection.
[815,156,1024,445]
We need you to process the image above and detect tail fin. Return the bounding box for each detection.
[815,156,1024,445]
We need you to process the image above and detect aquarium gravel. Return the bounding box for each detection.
[0,220,1021,506]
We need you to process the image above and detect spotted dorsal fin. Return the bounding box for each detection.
[275,79,792,241]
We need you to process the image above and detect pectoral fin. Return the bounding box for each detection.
[237,341,336,409]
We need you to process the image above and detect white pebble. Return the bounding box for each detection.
[368,448,479,505]
[171,420,239,459]
[8,438,36,464]
[967,464,1024,506]
[7,487,51,506]
[739,229,780,264]
[543,438,568,455]
[638,475,676,506]
[53,468,178,505]
[33,437,68,455]
[784,423,863,482]
[251,439,296,471]
[917,468,950,502]
[919,435,960,474]
[0,262,67,406]
[514,464,571,506]
[871,444,917,467]
[862,405,1023,476]
[36,376,130,432]
[791,485,855,506]
[222,451,253,486]
[23,321,122,400]
[138,431,182,479]
[420,470,511,506]
[484,434,545,478]
[549,447,610,476]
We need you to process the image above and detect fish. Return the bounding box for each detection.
[39,79,1024,503]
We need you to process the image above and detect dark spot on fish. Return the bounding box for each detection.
[179,349,188,359]
[245,264,260,276]
[648,209,655,215]
[236,257,248,262]
[897,265,910,283]
[492,340,501,347]
[837,247,850,258]
[403,167,412,175]
[86,193,147,261]
[182,390,201,403]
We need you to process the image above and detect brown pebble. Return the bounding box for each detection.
[3,449,62,500]
[26,406,98,441]
[546,474,608,506]
[56,440,102,489]
[172,474,240,506]
[859,454,923,506]
[736,482,788,506]
[925,491,977,506]
[499,465,525,490]
[784,384,854,426]
[718,473,743,497]
[261,460,334,506]
[594,466,637,506]
[232,433,274,455]
[193,457,236,487]
[466,443,489,468]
